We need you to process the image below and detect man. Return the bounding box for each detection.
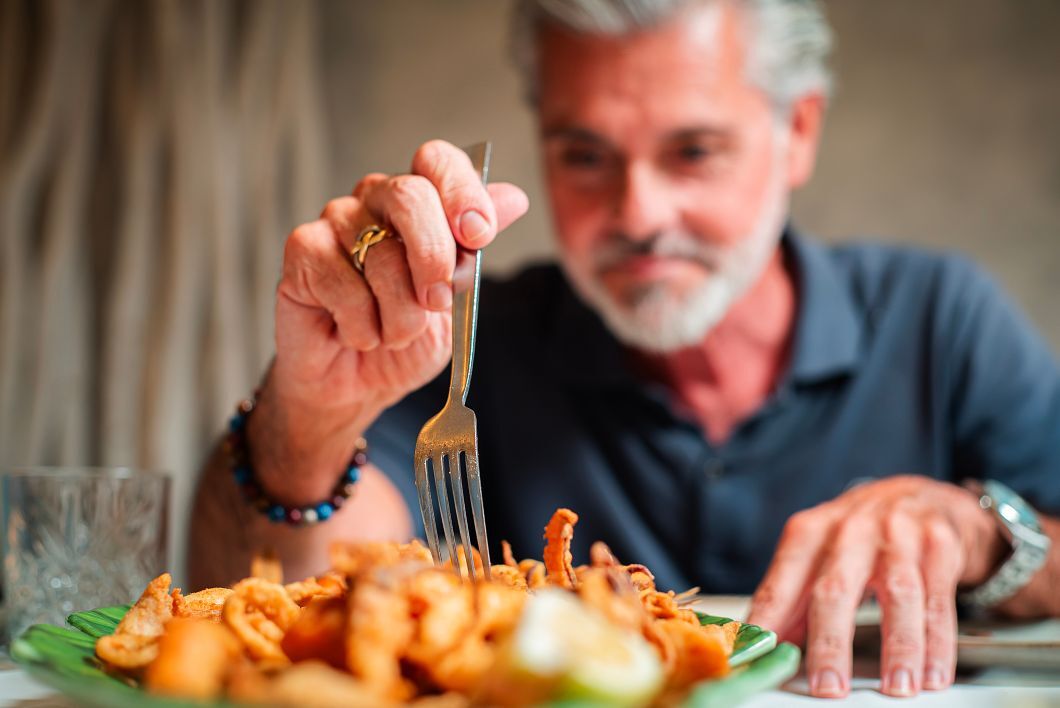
[190,0,1060,699]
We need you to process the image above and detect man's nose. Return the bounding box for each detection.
[613,161,678,242]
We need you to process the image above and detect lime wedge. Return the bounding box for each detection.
[510,589,662,706]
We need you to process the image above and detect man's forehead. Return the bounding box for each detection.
[534,2,751,125]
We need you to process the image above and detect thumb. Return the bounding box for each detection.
[488,182,530,232]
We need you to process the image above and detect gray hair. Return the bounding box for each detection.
[509,0,834,112]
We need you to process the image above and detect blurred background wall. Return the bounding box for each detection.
[1,0,1058,583]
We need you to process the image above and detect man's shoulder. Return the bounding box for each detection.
[815,237,998,312]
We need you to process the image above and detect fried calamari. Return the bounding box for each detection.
[96,507,737,706]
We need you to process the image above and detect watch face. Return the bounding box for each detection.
[984,480,1044,534]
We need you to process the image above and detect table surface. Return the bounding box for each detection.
[3,596,1057,707]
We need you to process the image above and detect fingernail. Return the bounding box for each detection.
[426,282,452,311]
[886,668,915,697]
[923,667,945,690]
[459,210,491,246]
[812,669,843,697]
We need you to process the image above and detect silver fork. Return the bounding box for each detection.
[413,141,492,581]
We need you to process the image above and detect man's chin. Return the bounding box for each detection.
[593,291,729,354]
[599,260,710,297]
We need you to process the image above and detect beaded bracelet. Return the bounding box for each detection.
[226,395,366,526]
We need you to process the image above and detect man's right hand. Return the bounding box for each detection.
[252,140,529,504]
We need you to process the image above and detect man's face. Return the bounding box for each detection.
[537,3,805,351]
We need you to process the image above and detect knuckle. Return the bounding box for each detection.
[882,511,911,543]
[882,572,923,605]
[812,575,850,605]
[412,139,453,174]
[752,585,779,611]
[387,173,434,204]
[783,510,818,542]
[285,221,326,259]
[353,172,388,197]
[924,593,955,625]
[883,628,921,655]
[810,632,846,656]
[319,197,346,222]
[922,516,958,551]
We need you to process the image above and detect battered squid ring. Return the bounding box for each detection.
[223,578,301,664]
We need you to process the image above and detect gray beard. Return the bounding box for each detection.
[560,160,790,354]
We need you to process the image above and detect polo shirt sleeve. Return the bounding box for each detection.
[939,257,1060,514]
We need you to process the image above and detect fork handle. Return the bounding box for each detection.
[449,248,481,405]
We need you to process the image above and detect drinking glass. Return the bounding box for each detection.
[0,467,170,644]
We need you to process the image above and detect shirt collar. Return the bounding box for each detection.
[548,226,864,387]
[784,228,865,384]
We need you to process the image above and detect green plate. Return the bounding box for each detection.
[11,606,799,707]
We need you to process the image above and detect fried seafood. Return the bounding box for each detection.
[96,508,740,706]
[145,618,241,698]
[281,596,347,669]
[285,570,347,606]
[329,539,432,577]
[652,619,731,687]
[543,508,579,589]
[223,578,301,666]
[172,586,233,621]
[250,548,284,584]
[95,573,173,670]
[345,573,415,700]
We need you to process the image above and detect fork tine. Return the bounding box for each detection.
[464,449,492,579]
[414,452,442,564]
[433,453,461,577]
[449,452,477,582]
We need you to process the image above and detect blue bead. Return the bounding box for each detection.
[267,505,286,522]
[229,414,246,432]
[345,466,361,483]
[233,465,252,484]
[316,502,333,520]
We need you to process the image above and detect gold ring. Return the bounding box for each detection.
[350,225,392,273]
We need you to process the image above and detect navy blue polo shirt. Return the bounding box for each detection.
[367,229,1060,593]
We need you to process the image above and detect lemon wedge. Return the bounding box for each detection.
[510,589,663,706]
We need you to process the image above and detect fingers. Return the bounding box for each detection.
[875,512,926,698]
[358,142,530,314]
[321,195,435,350]
[803,515,877,699]
[277,219,381,365]
[410,140,499,249]
[920,517,961,691]
[747,507,836,639]
[360,173,458,312]
[361,238,431,349]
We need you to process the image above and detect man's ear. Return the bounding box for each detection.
[785,92,827,190]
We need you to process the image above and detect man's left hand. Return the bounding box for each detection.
[746,475,1006,698]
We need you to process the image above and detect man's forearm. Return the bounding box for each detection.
[187,441,414,589]
[996,514,1060,618]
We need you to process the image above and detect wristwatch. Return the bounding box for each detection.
[959,479,1051,609]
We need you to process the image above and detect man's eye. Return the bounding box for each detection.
[560,148,607,168]
[676,144,712,162]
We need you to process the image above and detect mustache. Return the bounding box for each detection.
[592,231,726,271]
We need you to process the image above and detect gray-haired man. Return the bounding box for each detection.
[190,1,1060,698]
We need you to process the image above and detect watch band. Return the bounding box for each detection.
[958,479,1051,609]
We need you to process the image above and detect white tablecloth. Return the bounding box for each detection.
[2,664,1057,707]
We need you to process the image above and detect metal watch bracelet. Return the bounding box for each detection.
[958,479,1051,609]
